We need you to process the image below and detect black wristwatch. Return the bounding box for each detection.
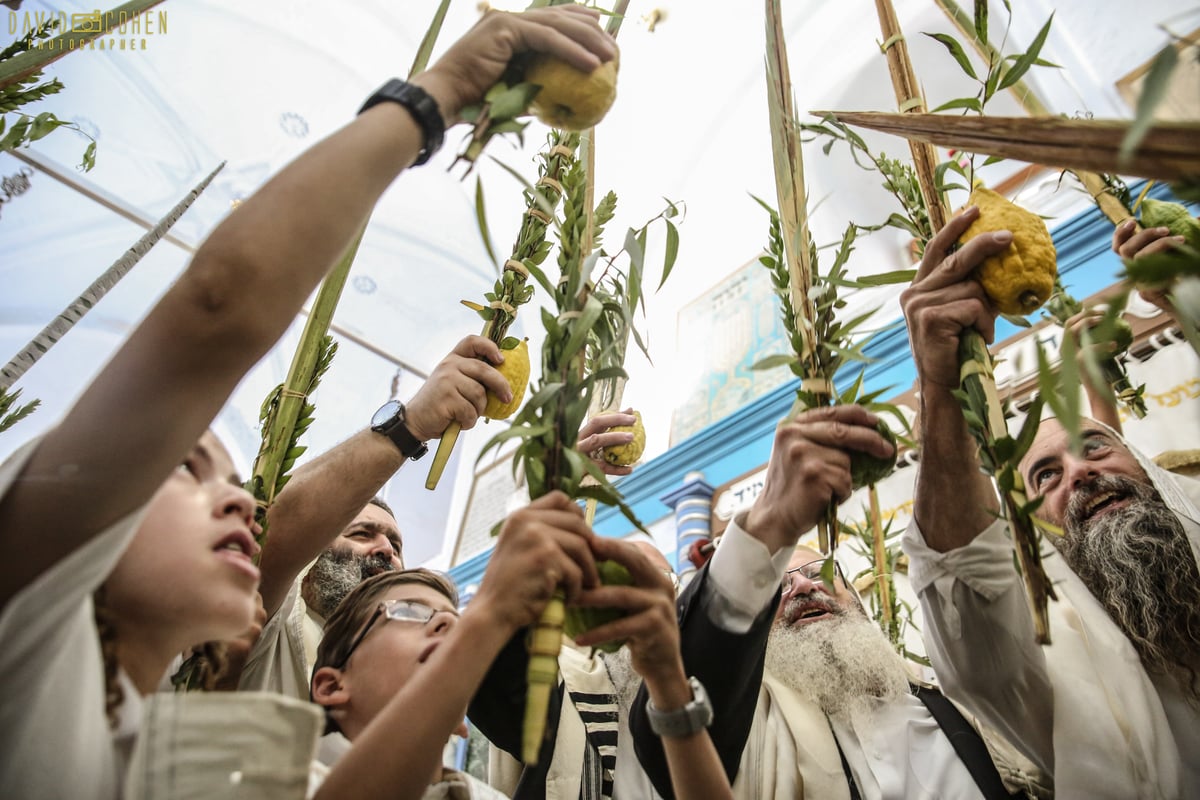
[371,400,428,461]
[646,676,714,738]
[358,78,445,166]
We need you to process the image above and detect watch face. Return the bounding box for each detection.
[372,399,402,429]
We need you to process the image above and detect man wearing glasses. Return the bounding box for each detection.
[629,402,1046,798]
[741,545,1044,798]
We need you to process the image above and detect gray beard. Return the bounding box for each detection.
[302,548,396,619]
[602,647,643,713]
[1055,474,1200,700]
[764,600,910,720]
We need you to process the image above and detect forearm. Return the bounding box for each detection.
[913,384,999,551]
[0,102,432,602]
[258,430,404,614]
[316,610,512,800]
[1083,382,1122,433]
[642,668,733,800]
[632,569,774,799]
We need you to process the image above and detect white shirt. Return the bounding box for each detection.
[709,521,986,800]
[904,511,1200,800]
[0,437,148,799]
[126,690,322,799]
[239,575,324,699]
[310,763,510,799]
[239,576,355,766]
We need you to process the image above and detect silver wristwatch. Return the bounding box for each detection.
[646,676,713,738]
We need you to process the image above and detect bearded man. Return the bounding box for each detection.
[900,208,1200,797]
[238,335,516,699]
[628,404,1042,799]
[740,546,1045,799]
[628,527,1041,796]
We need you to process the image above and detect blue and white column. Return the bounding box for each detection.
[660,470,715,586]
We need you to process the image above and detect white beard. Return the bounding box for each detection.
[764,609,910,721]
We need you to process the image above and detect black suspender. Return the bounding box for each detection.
[830,719,864,800]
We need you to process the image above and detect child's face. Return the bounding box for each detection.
[335,583,459,728]
[105,431,259,649]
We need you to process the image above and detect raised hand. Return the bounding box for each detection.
[413,4,618,127]
[741,404,895,553]
[572,536,680,683]
[578,408,639,476]
[403,336,512,442]
[473,491,600,633]
[900,206,1011,391]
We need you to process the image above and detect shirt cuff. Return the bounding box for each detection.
[902,516,1016,602]
[700,517,792,634]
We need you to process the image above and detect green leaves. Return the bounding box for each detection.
[1122,243,1200,285]
[751,353,797,372]
[1035,334,1082,455]
[474,177,499,271]
[996,14,1055,93]
[0,387,40,435]
[660,219,680,290]
[973,0,989,44]
[248,334,338,544]
[849,269,917,287]
[916,3,1059,184]
[925,32,978,80]
[489,82,541,120]
[479,143,676,535]
[454,77,539,170]
[929,96,983,114]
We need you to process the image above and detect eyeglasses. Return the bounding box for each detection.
[783,557,846,591]
[334,598,458,670]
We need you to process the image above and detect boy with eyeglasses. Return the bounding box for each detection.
[308,492,734,800]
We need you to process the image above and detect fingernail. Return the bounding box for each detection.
[993,231,1013,245]
[1156,227,1171,235]
[1120,219,1135,232]
[623,433,635,442]
[1174,235,1187,243]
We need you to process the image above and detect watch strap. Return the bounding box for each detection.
[359,78,445,166]
[372,403,429,461]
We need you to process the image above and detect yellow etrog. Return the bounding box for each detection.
[960,187,1057,316]
[602,410,645,467]
[484,339,529,421]
[526,51,619,132]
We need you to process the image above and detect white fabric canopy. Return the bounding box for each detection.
[0,0,1183,565]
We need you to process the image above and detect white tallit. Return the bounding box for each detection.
[731,673,850,800]
[904,431,1200,799]
[487,642,617,800]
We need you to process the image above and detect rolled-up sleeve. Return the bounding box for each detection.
[902,518,1055,774]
